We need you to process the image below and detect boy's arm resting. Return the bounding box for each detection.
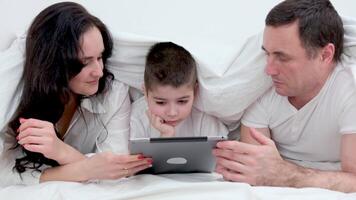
[222,125,356,193]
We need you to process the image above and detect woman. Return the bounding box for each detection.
[0,2,151,186]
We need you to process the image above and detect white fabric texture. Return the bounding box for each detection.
[2,17,356,133]
[0,36,25,133]
[130,97,229,138]
[108,16,356,130]
[242,64,356,170]
[0,173,355,200]
[0,80,131,186]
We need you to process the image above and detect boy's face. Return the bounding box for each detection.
[146,84,195,127]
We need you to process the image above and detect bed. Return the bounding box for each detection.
[1,0,356,199]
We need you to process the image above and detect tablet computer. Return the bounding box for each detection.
[129,136,226,174]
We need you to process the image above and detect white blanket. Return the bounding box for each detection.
[1,173,355,200]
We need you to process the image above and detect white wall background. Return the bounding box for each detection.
[0,0,355,51]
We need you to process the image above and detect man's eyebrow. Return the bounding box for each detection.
[261,46,288,57]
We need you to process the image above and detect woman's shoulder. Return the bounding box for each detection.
[86,80,130,113]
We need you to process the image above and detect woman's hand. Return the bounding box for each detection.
[17,118,84,164]
[146,110,175,137]
[83,152,153,180]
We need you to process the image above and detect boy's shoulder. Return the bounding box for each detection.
[190,107,221,124]
[131,96,148,117]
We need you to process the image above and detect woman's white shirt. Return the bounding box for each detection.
[0,80,131,186]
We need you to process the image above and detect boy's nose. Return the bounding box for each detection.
[167,105,178,117]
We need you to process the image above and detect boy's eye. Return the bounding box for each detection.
[178,100,188,104]
[155,101,166,105]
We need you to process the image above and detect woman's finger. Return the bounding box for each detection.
[22,144,44,154]
[18,118,53,132]
[18,128,48,140]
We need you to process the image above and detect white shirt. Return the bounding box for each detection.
[130,97,228,138]
[0,80,131,186]
[242,64,356,170]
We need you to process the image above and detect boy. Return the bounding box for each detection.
[130,42,228,138]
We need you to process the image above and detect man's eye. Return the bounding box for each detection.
[277,55,289,62]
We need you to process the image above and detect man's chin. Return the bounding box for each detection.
[274,88,289,97]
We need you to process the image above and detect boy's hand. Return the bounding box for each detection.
[146,110,175,137]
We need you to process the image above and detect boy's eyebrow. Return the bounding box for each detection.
[153,96,190,100]
[177,96,190,99]
[153,97,166,101]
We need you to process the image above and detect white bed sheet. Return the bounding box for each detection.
[1,173,355,200]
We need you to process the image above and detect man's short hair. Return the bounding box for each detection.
[265,0,344,61]
[144,42,197,91]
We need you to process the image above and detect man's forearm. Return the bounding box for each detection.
[278,161,356,193]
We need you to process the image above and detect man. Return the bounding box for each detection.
[213,0,356,193]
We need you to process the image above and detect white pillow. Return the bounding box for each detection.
[108,16,356,130]
[0,36,25,131]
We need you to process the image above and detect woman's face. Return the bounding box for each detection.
[69,26,105,96]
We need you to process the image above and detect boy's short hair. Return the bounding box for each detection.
[144,42,197,91]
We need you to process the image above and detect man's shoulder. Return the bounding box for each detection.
[324,64,356,101]
[257,87,284,105]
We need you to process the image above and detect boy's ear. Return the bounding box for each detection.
[194,82,199,94]
[142,84,147,97]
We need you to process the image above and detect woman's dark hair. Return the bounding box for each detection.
[7,2,114,174]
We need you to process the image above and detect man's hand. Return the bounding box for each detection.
[213,128,288,186]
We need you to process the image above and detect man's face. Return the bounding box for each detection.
[262,22,324,99]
